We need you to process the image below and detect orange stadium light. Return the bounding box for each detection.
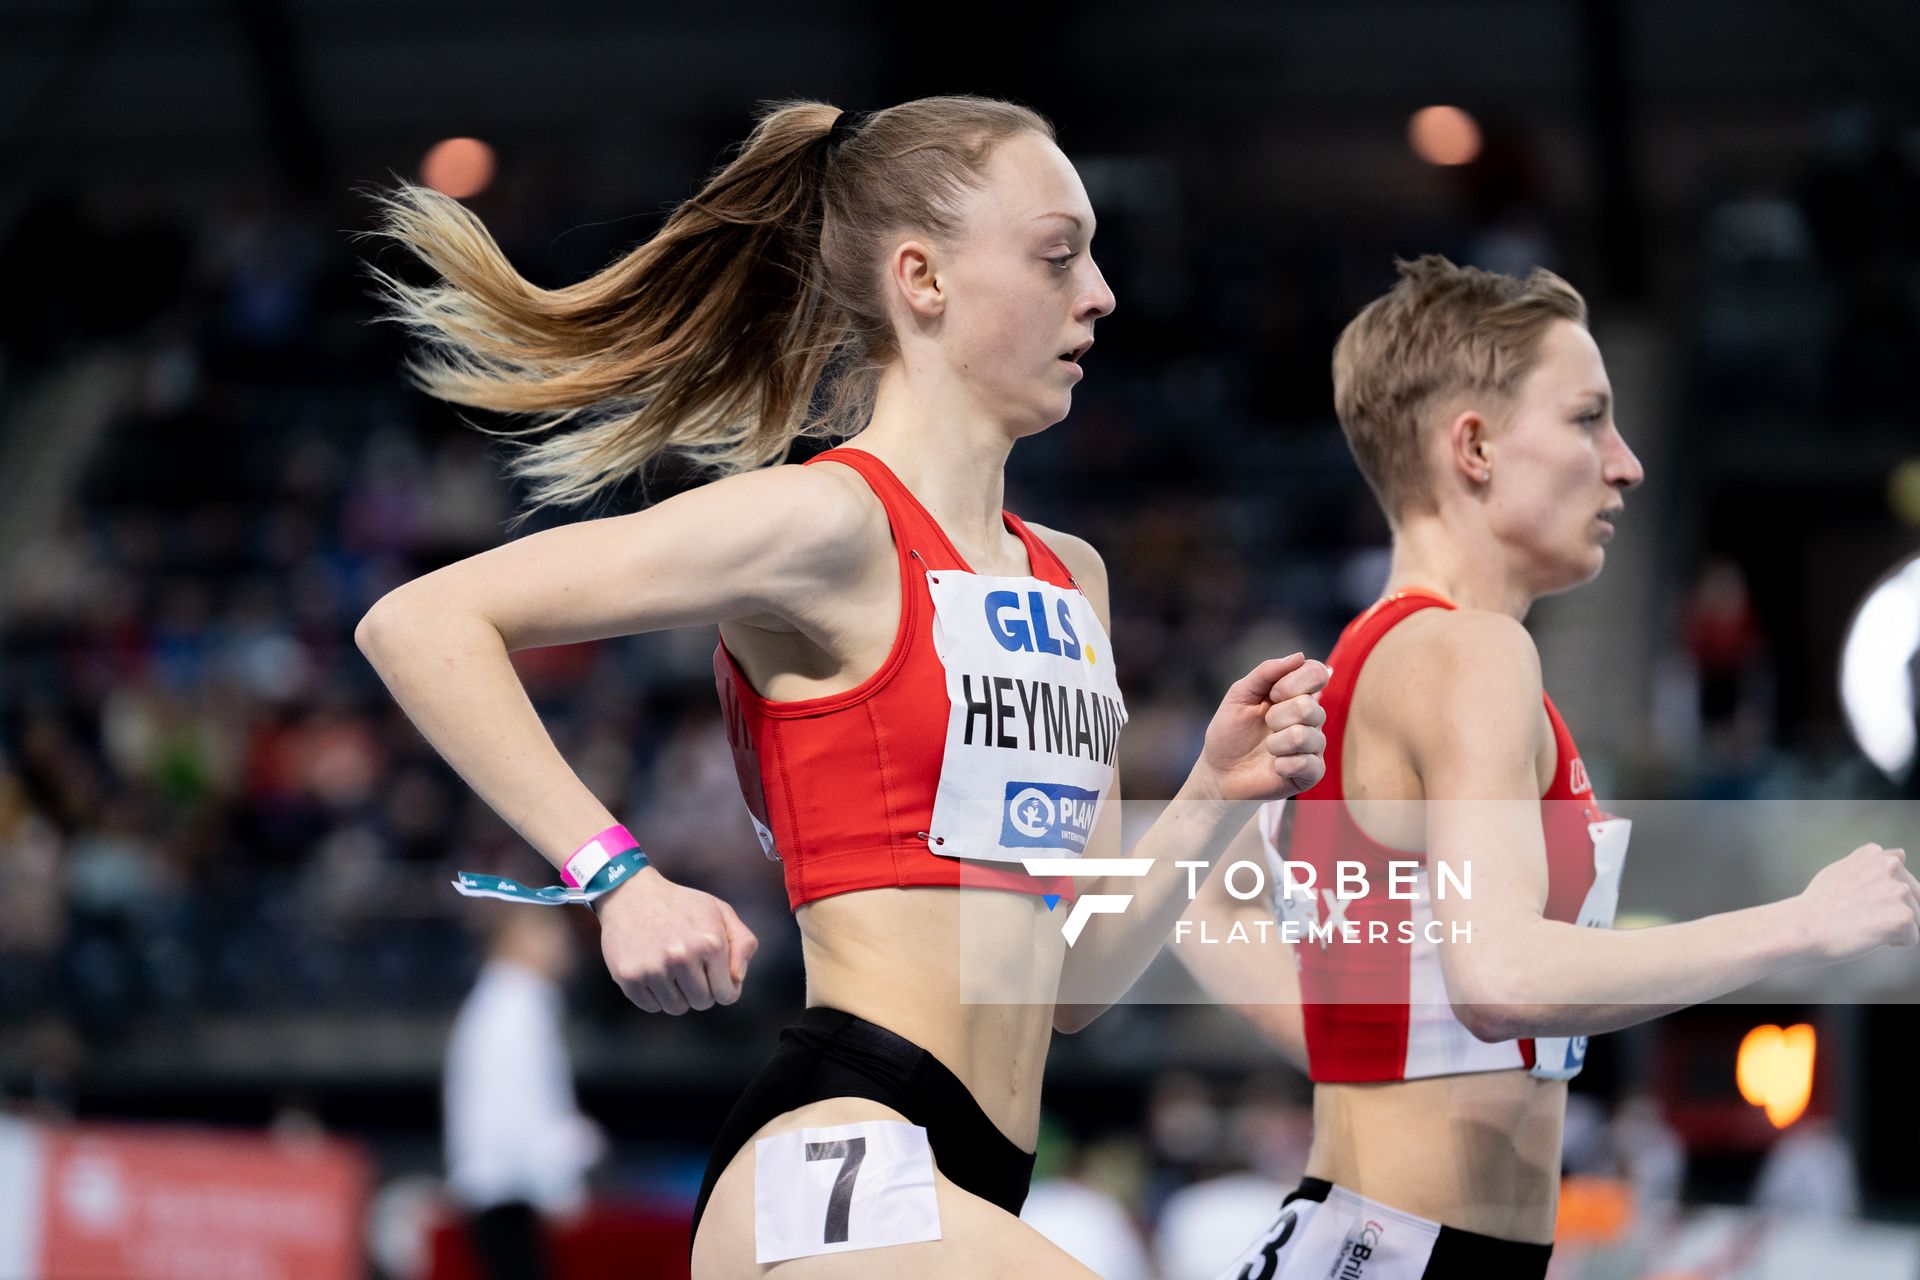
[421,137,496,199]
[1736,1023,1815,1129]
[1407,105,1483,166]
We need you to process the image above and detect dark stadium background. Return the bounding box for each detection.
[3,2,1918,1276]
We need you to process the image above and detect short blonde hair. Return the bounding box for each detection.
[1331,255,1587,521]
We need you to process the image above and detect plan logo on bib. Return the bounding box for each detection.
[1000,781,1101,851]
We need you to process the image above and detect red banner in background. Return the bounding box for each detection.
[427,1203,692,1280]
[0,1118,370,1280]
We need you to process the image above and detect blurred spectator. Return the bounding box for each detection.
[1684,557,1769,740]
[1221,1079,1312,1190]
[1145,1073,1312,1280]
[1561,1092,1613,1176]
[0,749,65,966]
[444,909,605,1280]
[1752,1117,1860,1219]
[1612,1094,1686,1211]
[1145,1071,1226,1176]
[1154,1169,1292,1280]
[1021,1127,1155,1280]
[1653,555,1777,796]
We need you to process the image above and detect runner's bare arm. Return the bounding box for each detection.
[1050,651,1323,1032]
[1416,612,1919,1041]
[1026,525,1327,1033]
[355,463,880,1013]
[1168,818,1309,1071]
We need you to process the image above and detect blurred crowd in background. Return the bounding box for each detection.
[4,2,1920,1273]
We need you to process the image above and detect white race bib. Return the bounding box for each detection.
[1531,816,1632,1080]
[923,570,1126,863]
[1209,1183,1443,1280]
[1259,799,1319,941]
[754,1121,942,1263]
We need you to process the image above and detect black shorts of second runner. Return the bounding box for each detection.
[1216,1177,1554,1280]
[689,1006,1036,1246]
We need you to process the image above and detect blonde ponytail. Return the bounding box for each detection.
[362,96,1051,518]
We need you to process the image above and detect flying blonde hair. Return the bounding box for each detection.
[361,97,1052,521]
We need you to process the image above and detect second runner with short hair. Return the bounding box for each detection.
[1180,255,1918,1280]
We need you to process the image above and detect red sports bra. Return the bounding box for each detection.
[1262,589,1630,1082]
[714,448,1125,910]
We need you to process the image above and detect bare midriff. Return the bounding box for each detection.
[1306,1069,1567,1243]
[795,884,1066,1152]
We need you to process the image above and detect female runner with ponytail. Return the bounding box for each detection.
[355,98,1329,1277]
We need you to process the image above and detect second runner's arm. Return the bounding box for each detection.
[1418,611,1920,1042]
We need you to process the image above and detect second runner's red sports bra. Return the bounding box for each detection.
[1258,589,1631,1083]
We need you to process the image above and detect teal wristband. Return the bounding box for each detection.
[581,848,650,898]
[452,847,650,907]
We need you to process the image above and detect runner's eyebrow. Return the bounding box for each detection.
[1033,212,1091,235]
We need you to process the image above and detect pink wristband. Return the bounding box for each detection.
[561,824,641,888]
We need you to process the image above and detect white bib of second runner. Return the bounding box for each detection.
[1532,816,1633,1080]
[924,569,1126,862]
